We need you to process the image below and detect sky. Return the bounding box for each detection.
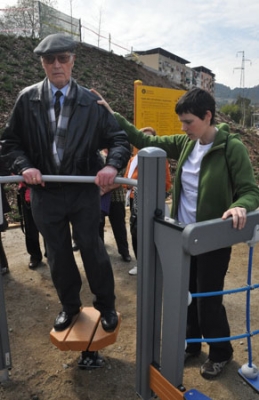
[2,0,259,89]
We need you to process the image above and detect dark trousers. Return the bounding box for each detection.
[99,201,129,257]
[0,232,8,270]
[31,183,116,315]
[21,199,42,262]
[186,247,233,362]
[129,198,137,259]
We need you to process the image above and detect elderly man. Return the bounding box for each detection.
[1,33,130,333]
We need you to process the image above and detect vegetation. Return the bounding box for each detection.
[220,96,254,127]
[0,0,57,38]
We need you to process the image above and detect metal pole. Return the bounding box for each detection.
[136,147,167,399]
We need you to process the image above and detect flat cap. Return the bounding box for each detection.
[34,33,76,55]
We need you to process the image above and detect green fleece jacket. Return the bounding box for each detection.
[114,112,259,222]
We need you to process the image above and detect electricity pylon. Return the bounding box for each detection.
[233,51,251,126]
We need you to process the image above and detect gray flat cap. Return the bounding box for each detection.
[34,33,76,55]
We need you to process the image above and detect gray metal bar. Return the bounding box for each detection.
[0,176,137,186]
[182,212,259,255]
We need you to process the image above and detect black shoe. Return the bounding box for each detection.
[29,259,42,269]
[78,351,105,370]
[101,310,118,332]
[121,254,131,262]
[53,310,78,331]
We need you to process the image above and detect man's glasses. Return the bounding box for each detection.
[42,54,73,64]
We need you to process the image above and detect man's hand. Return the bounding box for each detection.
[95,166,118,191]
[222,207,247,230]
[22,168,45,187]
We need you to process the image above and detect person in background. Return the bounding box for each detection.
[17,183,46,269]
[91,87,259,379]
[0,176,10,275]
[1,34,130,340]
[99,149,131,263]
[124,128,171,275]
[0,149,11,275]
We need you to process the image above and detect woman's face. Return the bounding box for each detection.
[178,111,212,143]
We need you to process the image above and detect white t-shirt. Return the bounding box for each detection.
[178,140,213,224]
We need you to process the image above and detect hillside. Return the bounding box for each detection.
[215,82,259,106]
[0,35,181,128]
[1,34,259,187]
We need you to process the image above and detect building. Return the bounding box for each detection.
[192,66,215,94]
[126,47,215,94]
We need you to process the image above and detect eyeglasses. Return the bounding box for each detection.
[42,54,73,64]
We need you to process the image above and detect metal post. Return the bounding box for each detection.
[0,183,11,381]
[0,266,11,381]
[136,147,167,399]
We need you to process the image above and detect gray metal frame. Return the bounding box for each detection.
[136,147,259,399]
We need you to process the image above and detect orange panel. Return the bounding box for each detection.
[150,365,185,400]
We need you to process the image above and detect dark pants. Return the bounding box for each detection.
[186,247,233,362]
[99,201,130,257]
[31,183,116,315]
[129,198,137,259]
[0,232,8,270]
[21,198,42,262]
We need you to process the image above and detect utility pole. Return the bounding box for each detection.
[233,51,251,126]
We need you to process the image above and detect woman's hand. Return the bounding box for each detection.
[90,89,114,114]
[222,207,247,230]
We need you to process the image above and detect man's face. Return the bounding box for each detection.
[41,52,75,88]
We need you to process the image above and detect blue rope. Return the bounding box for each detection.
[191,283,259,298]
[187,245,258,364]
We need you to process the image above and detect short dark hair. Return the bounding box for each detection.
[175,88,215,125]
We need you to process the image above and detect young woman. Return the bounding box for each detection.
[91,87,259,379]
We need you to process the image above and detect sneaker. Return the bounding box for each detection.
[200,355,233,379]
[129,266,137,275]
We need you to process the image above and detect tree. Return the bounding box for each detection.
[220,96,253,127]
[235,95,253,127]
[220,103,242,125]
[0,0,56,38]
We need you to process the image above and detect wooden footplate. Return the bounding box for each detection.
[50,307,121,351]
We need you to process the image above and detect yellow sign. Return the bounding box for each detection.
[134,81,186,135]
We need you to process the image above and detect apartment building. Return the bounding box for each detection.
[126,47,215,94]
